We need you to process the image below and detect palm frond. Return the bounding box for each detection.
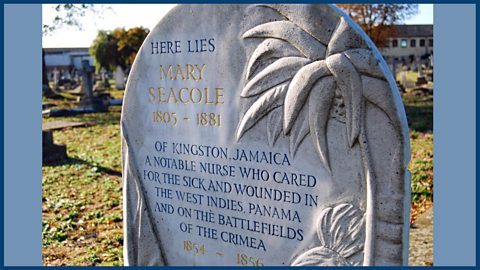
[241,56,310,97]
[288,104,310,156]
[361,76,401,133]
[236,83,288,140]
[246,39,303,79]
[317,204,365,261]
[267,107,284,146]
[243,21,326,60]
[283,60,331,134]
[343,49,385,79]
[308,77,336,173]
[291,246,350,266]
[326,18,368,57]
[326,53,363,147]
[255,4,339,46]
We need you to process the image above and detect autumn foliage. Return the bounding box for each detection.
[90,27,150,72]
[336,4,418,46]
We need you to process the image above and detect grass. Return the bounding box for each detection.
[42,108,124,266]
[408,132,433,222]
[396,70,434,90]
[399,72,434,220]
[403,91,434,223]
[42,89,433,265]
[403,93,433,132]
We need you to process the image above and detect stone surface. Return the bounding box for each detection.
[42,121,90,131]
[121,4,410,266]
[97,67,110,90]
[115,66,126,90]
[52,68,60,87]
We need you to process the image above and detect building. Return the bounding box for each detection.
[379,24,433,66]
[43,47,94,79]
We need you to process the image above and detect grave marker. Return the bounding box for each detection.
[121,4,410,266]
[115,65,126,90]
[52,68,60,88]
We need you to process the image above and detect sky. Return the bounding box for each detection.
[42,4,433,48]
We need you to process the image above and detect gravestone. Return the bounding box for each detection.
[400,71,407,87]
[94,67,110,92]
[417,59,424,78]
[100,67,110,88]
[415,76,428,86]
[78,60,108,112]
[115,65,126,90]
[64,70,72,80]
[42,130,67,164]
[416,60,427,86]
[52,68,60,88]
[82,60,95,98]
[121,4,410,266]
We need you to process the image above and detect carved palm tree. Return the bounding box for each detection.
[236,5,403,266]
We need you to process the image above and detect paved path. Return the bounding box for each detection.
[409,207,433,266]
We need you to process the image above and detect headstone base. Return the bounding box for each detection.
[415,76,428,86]
[78,96,109,112]
[42,84,56,98]
[42,130,67,165]
[396,80,406,93]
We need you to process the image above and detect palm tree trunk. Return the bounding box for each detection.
[359,111,376,266]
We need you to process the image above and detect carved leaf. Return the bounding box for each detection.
[289,103,310,157]
[326,17,368,57]
[256,4,339,46]
[246,39,303,79]
[308,77,336,173]
[291,246,350,266]
[326,53,363,147]
[317,204,365,262]
[343,48,384,79]
[361,76,402,133]
[241,57,310,97]
[236,84,288,140]
[267,107,283,147]
[242,21,326,60]
[292,203,365,266]
[283,60,331,134]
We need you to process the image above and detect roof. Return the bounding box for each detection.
[386,24,433,38]
[43,47,90,53]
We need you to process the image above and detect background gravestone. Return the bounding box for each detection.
[115,65,126,90]
[121,4,410,266]
[52,68,60,89]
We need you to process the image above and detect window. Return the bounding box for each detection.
[410,39,416,47]
[400,39,408,48]
[392,39,398,47]
[429,39,434,46]
[420,39,425,47]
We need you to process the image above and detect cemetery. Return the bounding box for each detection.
[42,4,433,266]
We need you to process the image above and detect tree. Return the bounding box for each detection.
[118,27,151,65]
[336,4,418,46]
[90,27,149,72]
[42,4,99,35]
[42,4,102,94]
[90,30,120,71]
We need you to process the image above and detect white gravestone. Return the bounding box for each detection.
[52,68,60,87]
[100,67,107,83]
[121,4,410,266]
[115,65,126,90]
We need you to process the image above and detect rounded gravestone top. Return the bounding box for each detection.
[121,4,410,266]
